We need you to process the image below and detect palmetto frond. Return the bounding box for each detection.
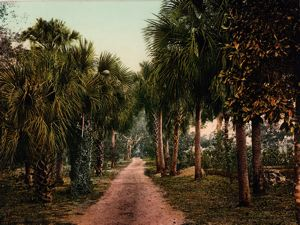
[144,0,221,106]
[21,18,80,50]
[0,46,86,165]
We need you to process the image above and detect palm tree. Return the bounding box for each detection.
[138,61,167,175]
[144,0,220,180]
[0,49,78,201]
[67,39,96,195]
[20,18,81,185]
[21,18,79,50]
[94,52,135,168]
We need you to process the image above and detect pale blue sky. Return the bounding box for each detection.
[8,1,161,71]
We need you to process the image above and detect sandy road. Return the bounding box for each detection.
[71,157,184,225]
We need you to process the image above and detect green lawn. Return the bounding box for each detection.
[0,160,130,225]
[145,161,296,225]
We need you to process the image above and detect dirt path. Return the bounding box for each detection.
[71,157,185,225]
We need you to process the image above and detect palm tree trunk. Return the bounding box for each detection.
[294,94,300,223]
[171,117,180,176]
[55,152,64,185]
[154,113,161,173]
[158,110,166,176]
[96,140,105,176]
[111,129,116,168]
[155,145,160,173]
[194,103,202,181]
[35,155,55,202]
[236,119,251,206]
[251,117,264,195]
[164,138,170,171]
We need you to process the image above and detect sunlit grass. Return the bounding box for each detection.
[146,162,296,225]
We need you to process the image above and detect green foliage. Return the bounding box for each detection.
[260,124,294,167]
[202,132,236,173]
[219,0,299,124]
[21,18,79,50]
[0,17,138,201]
[201,123,294,173]
[144,0,222,114]
[172,132,194,170]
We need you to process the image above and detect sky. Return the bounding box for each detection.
[7,0,161,72]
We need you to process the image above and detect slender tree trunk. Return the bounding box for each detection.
[224,114,232,182]
[194,103,202,181]
[294,94,300,223]
[96,140,105,176]
[55,152,64,185]
[252,117,264,195]
[236,119,251,206]
[128,145,132,160]
[158,110,166,176]
[171,118,180,176]
[111,129,116,168]
[164,138,170,171]
[125,139,131,160]
[155,146,160,173]
[154,113,161,173]
[216,112,224,133]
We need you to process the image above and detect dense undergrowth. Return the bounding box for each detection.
[0,160,130,225]
[145,160,296,225]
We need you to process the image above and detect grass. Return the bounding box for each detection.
[145,161,296,225]
[0,160,130,225]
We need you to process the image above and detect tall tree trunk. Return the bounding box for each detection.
[171,117,180,176]
[155,145,160,173]
[70,124,93,195]
[96,140,105,176]
[34,154,55,202]
[111,129,116,168]
[224,114,232,182]
[216,112,224,133]
[127,145,132,160]
[164,138,170,171]
[125,139,131,160]
[294,94,300,223]
[194,103,202,181]
[236,119,251,206]
[252,117,264,195]
[158,110,166,176]
[154,113,161,173]
[55,152,64,185]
